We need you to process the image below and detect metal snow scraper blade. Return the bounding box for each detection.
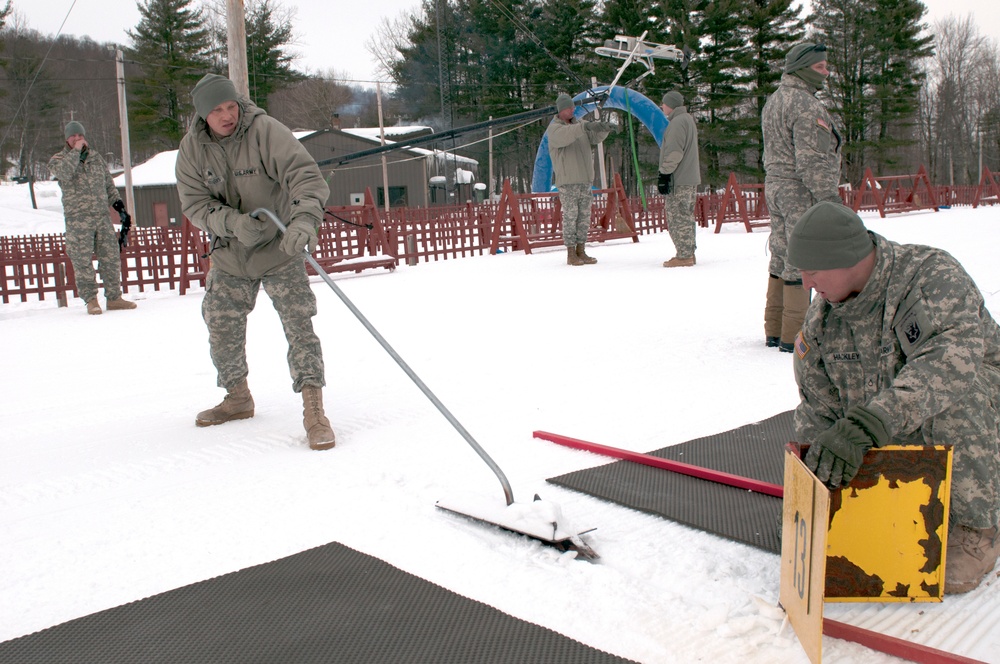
[436,494,599,561]
[253,208,597,558]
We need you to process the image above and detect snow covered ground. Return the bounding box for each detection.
[2,180,998,663]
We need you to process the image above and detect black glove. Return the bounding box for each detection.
[804,405,890,489]
[79,145,88,162]
[113,201,132,251]
[657,172,673,195]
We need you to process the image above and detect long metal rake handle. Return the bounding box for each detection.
[252,208,514,505]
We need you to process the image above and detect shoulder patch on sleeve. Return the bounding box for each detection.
[794,330,810,359]
[894,299,933,356]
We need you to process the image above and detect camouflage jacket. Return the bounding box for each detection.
[794,232,1000,445]
[545,116,612,187]
[658,106,701,186]
[762,73,842,203]
[48,146,121,227]
[175,99,330,279]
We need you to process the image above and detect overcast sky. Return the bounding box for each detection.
[9,0,1000,85]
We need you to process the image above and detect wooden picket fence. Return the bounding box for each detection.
[2,170,991,305]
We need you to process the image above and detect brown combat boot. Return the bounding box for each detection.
[780,282,809,352]
[86,298,103,315]
[566,246,584,266]
[945,524,1000,594]
[576,244,597,264]
[662,255,696,268]
[107,297,137,311]
[302,386,336,450]
[764,275,783,347]
[195,380,255,427]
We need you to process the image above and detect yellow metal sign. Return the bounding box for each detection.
[781,444,954,662]
[824,445,952,602]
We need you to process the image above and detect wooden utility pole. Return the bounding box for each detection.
[116,50,135,218]
[226,0,250,97]
[376,82,391,214]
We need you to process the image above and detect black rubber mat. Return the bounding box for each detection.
[548,411,793,553]
[0,542,636,664]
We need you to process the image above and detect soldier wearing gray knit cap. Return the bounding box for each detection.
[175,72,337,451]
[544,91,615,266]
[761,42,842,352]
[658,89,700,268]
[791,201,1000,594]
[48,120,136,314]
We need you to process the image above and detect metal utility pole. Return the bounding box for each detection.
[226,0,250,97]
[115,50,135,219]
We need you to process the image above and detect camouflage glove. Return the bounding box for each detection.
[804,405,890,489]
[280,218,318,256]
[231,213,268,247]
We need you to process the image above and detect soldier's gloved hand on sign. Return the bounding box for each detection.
[231,213,269,247]
[657,172,673,195]
[280,218,318,256]
[804,405,890,489]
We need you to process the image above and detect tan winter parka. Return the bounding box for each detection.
[175,99,330,279]
[545,116,612,187]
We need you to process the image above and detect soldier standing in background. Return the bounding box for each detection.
[789,201,1000,594]
[762,43,842,351]
[657,90,701,268]
[545,92,615,266]
[48,121,136,315]
[175,73,335,451]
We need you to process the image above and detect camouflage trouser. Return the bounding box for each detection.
[65,217,122,302]
[664,185,698,258]
[202,259,325,393]
[558,183,592,246]
[765,179,816,281]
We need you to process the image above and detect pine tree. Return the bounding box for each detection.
[244,0,302,109]
[126,0,211,152]
[740,0,806,177]
[811,0,932,182]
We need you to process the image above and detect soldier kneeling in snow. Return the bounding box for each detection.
[789,201,1000,593]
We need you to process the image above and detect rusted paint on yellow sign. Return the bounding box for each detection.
[824,445,952,602]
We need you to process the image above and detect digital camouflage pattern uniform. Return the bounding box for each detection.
[762,73,842,282]
[48,146,124,303]
[175,99,330,393]
[794,232,1000,529]
[545,115,613,246]
[659,104,701,259]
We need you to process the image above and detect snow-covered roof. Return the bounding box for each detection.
[113,150,178,187]
[341,128,479,167]
[113,124,477,189]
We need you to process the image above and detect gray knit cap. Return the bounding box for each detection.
[64,121,86,139]
[788,201,875,270]
[556,93,574,112]
[661,90,684,109]
[784,43,828,74]
[191,74,239,119]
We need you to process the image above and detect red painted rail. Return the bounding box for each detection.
[532,430,785,498]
